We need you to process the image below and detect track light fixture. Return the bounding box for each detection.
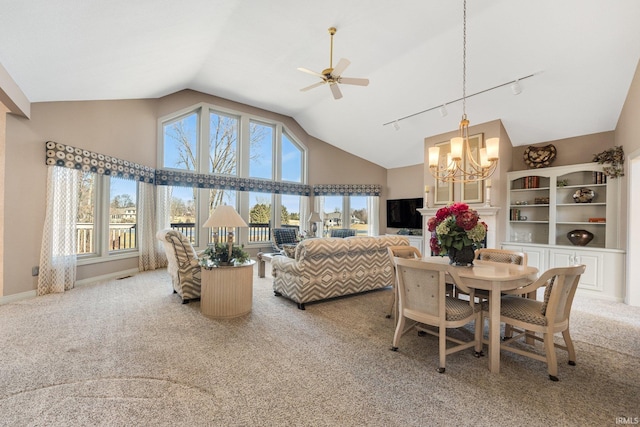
[511,79,522,95]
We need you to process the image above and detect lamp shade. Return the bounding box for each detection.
[203,205,248,228]
[308,212,322,223]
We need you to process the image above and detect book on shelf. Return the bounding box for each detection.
[592,171,607,184]
[522,176,540,189]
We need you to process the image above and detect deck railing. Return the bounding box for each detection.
[75,222,300,254]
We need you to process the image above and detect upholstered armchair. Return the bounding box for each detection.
[271,228,299,253]
[330,228,356,238]
[156,229,202,304]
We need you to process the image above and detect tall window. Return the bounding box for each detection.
[169,186,197,244]
[163,112,198,171]
[323,196,343,236]
[75,173,139,259]
[159,103,308,248]
[282,132,302,183]
[209,111,238,175]
[320,195,373,237]
[77,172,97,255]
[349,196,368,236]
[249,120,274,179]
[109,177,137,251]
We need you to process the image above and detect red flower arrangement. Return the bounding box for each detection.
[428,202,487,256]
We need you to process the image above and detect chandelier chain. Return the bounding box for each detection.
[462,0,467,118]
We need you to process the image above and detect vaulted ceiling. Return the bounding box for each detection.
[1,0,639,168]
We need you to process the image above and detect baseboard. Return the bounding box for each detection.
[0,290,37,305]
[75,268,140,287]
[1,268,141,305]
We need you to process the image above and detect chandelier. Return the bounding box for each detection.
[428,0,499,184]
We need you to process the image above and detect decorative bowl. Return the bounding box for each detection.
[572,188,595,203]
[567,229,594,246]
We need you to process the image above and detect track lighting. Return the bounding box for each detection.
[511,79,522,95]
[439,104,448,117]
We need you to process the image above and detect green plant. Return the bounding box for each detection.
[593,146,624,178]
[201,242,250,266]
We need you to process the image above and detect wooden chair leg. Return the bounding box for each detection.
[438,325,446,373]
[544,332,559,381]
[562,329,576,365]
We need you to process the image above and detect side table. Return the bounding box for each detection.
[200,260,255,318]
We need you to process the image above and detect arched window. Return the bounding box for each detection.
[159,103,308,248]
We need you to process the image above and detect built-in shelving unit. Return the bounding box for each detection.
[503,163,625,302]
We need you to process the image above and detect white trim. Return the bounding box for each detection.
[0,268,140,305]
[75,268,140,287]
[0,290,37,305]
[626,148,640,306]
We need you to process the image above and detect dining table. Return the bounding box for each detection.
[425,256,539,373]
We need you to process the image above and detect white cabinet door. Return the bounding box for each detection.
[549,248,602,292]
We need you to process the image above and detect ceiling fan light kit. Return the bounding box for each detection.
[298,27,369,100]
[428,0,499,184]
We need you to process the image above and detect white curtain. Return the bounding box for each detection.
[367,196,380,236]
[138,182,169,271]
[37,166,80,296]
[299,195,310,237]
[314,196,325,237]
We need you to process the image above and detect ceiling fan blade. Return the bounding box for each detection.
[297,67,326,79]
[330,83,343,100]
[338,77,370,86]
[300,81,326,92]
[331,58,351,77]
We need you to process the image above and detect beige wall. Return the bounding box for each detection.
[613,59,640,251]
[511,131,615,171]
[3,90,387,297]
[0,102,8,297]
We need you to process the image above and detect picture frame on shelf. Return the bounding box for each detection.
[461,133,484,204]
[433,140,454,205]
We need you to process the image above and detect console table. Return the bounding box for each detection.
[200,260,255,318]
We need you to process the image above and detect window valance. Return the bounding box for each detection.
[313,184,381,196]
[45,141,155,183]
[155,169,311,196]
[44,141,311,196]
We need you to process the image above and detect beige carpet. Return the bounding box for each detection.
[0,266,638,426]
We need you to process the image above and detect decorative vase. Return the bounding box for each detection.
[448,245,475,266]
[572,188,595,203]
[567,230,594,246]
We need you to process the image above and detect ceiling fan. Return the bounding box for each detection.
[298,27,369,100]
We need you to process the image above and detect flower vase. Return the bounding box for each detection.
[448,245,475,266]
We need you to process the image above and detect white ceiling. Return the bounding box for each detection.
[1,0,639,169]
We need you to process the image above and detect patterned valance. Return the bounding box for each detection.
[313,184,381,196]
[155,169,311,196]
[45,141,155,183]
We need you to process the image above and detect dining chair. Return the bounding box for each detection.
[390,258,483,373]
[386,245,422,321]
[483,264,586,381]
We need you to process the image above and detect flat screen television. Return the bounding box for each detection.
[386,197,424,229]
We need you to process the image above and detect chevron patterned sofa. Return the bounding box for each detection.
[271,235,410,309]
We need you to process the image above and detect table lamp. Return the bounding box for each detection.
[203,205,248,260]
[308,212,322,237]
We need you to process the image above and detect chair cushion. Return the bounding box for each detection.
[490,295,548,326]
[540,275,556,315]
[445,297,477,321]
